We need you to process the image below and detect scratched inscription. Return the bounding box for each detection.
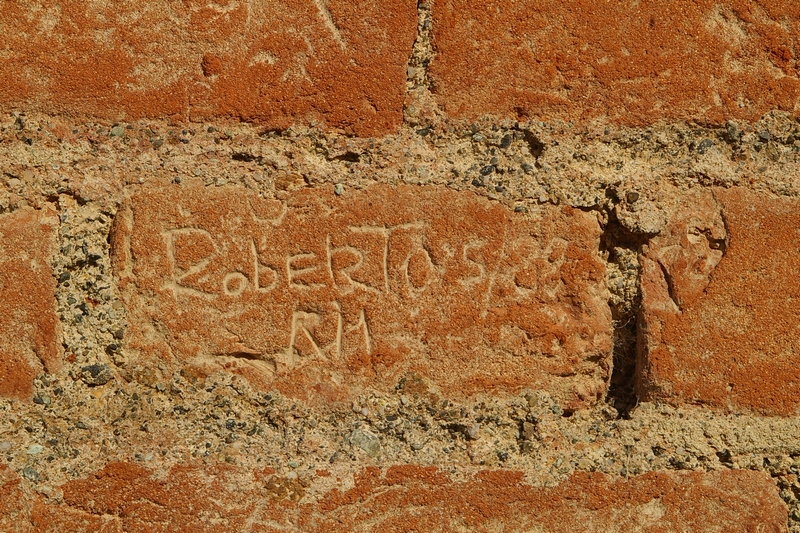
[112,184,611,407]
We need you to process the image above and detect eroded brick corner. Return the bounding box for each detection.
[0,208,61,400]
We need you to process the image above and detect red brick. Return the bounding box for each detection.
[639,188,800,415]
[25,462,788,532]
[110,183,611,408]
[431,1,800,125]
[0,0,416,135]
[0,208,61,400]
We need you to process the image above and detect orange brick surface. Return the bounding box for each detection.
[4,462,783,532]
[431,0,800,125]
[110,183,611,408]
[0,0,417,135]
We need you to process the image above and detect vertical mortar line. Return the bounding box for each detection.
[405,0,435,91]
[600,201,647,418]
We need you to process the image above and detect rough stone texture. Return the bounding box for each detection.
[4,463,783,532]
[0,0,417,135]
[639,187,800,415]
[110,183,610,408]
[0,208,60,400]
[3,2,800,531]
[431,0,800,125]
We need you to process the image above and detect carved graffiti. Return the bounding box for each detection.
[161,221,458,299]
[155,202,575,363]
[114,184,609,404]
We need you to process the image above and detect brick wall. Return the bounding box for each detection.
[1,1,800,530]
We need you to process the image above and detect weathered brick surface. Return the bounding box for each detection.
[110,183,610,407]
[639,187,800,415]
[431,1,800,125]
[0,0,416,135]
[0,208,60,400]
[8,462,784,532]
